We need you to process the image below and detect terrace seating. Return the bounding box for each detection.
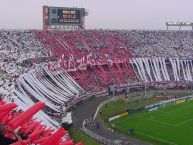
[35,30,193,93]
[3,30,193,94]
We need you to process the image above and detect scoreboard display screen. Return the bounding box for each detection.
[44,6,87,29]
[57,9,81,24]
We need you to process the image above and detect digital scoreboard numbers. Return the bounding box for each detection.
[58,9,81,24]
[43,6,88,30]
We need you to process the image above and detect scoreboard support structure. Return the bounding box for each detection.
[43,6,88,30]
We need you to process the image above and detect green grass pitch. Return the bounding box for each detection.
[114,100,193,145]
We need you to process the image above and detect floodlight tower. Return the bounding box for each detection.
[166,22,193,30]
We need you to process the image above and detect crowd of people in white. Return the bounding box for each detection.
[0,30,48,78]
[127,30,193,58]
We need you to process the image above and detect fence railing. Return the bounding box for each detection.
[81,118,119,145]
[93,95,124,120]
[93,89,193,120]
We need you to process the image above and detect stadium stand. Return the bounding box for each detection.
[35,30,193,91]
[1,29,193,144]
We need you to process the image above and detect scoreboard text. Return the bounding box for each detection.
[43,6,87,30]
[57,9,81,24]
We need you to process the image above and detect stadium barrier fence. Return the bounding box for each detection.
[81,118,119,145]
[93,89,193,121]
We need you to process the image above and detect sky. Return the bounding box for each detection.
[0,0,193,30]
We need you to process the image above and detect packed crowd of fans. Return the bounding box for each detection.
[35,30,193,93]
[1,29,193,94]
[129,30,193,58]
[0,30,48,78]
[1,29,193,144]
[36,30,193,58]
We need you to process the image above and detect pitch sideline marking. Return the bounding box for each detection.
[134,130,178,145]
[139,116,175,127]
[115,124,177,145]
[118,110,175,127]
[163,102,193,114]
[175,117,193,126]
[115,111,151,123]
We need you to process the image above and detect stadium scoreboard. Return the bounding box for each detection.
[43,6,88,30]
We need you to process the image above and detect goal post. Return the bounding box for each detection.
[161,99,176,108]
